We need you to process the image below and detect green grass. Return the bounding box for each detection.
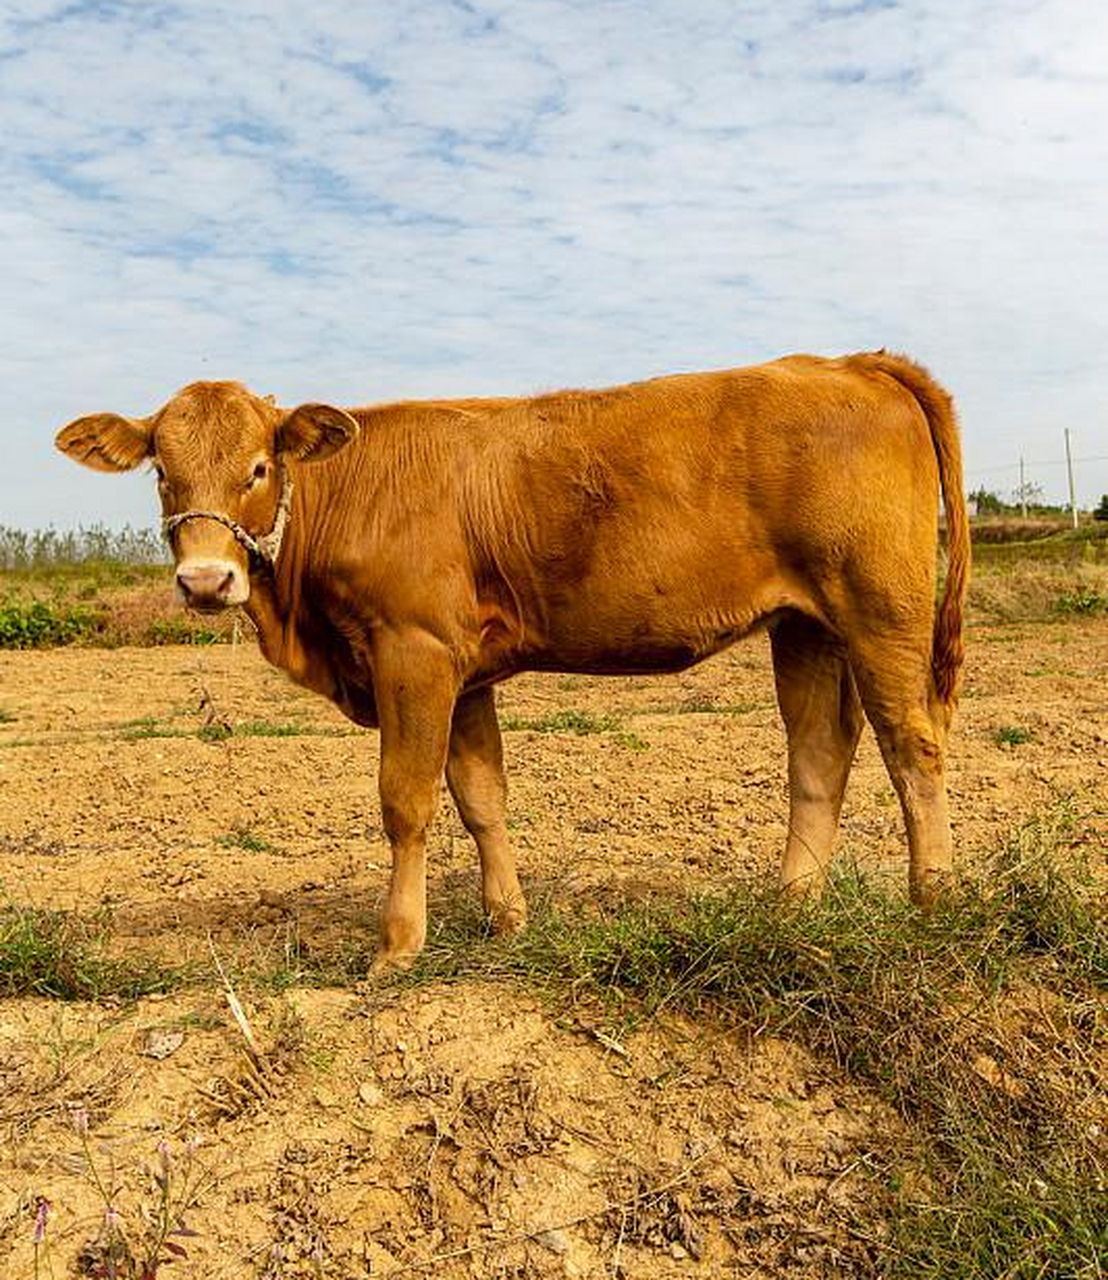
[1054,587,1108,616]
[144,617,222,645]
[500,709,623,735]
[234,720,314,738]
[118,719,192,742]
[6,718,356,748]
[0,903,182,1000]
[0,708,16,724]
[994,724,1034,747]
[216,824,275,854]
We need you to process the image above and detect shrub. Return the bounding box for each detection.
[0,599,102,648]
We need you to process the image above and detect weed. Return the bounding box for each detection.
[1054,587,1107,616]
[68,1111,205,1279]
[652,698,762,716]
[0,599,102,648]
[0,903,180,1000]
[217,824,274,854]
[235,720,310,738]
[196,722,233,744]
[119,721,191,742]
[994,724,1034,746]
[145,617,220,645]
[501,709,623,735]
[200,994,307,1118]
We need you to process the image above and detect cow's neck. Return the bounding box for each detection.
[241,455,384,726]
[243,464,333,684]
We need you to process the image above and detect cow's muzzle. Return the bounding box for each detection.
[176,560,248,611]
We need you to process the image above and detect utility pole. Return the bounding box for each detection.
[1064,428,1079,529]
[1019,456,1027,518]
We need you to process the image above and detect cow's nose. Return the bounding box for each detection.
[177,563,235,610]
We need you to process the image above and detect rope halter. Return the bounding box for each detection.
[162,461,294,573]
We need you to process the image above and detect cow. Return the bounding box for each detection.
[56,351,969,970]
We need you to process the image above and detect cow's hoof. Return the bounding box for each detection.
[369,949,418,978]
[910,869,955,910]
[779,872,827,907]
[486,900,527,937]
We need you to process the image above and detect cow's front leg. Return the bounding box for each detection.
[447,686,527,936]
[371,629,458,971]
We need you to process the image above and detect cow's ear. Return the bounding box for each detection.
[277,403,359,462]
[55,413,153,472]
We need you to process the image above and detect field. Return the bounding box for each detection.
[0,534,1105,1278]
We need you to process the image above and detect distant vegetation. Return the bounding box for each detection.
[0,524,167,570]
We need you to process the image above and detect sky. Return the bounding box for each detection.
[2,0,1107,529]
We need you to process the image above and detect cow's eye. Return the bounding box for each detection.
[247,461,269,487]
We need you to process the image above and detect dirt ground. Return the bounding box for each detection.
[1,617,1105,1277]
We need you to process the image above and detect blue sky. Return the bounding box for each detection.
[2,0,1107,527]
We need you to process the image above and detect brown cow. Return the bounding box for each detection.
[56,352,969,969]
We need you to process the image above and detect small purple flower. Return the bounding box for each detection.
[71,1107,90,1137]
[33,1197,49,1244]
[153,1139,172,1190]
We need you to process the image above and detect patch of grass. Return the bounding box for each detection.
[0,707,16,724]
[656,698,763,716]
[969,559,1108,624]
[234,720,312,738]
[118,719,192,742]
[1054,587,1107,616]
[216,824,275,854]
[116,718,347,744]
[145,617,221,645]
[0,904,182,1000]
[994,724,1034,747]
[196,722,233,743]
[500,709,623,735]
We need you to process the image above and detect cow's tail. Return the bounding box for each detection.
[860,352,970,715]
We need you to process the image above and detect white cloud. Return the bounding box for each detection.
[2,0,1107,529]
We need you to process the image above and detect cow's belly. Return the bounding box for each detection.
[517,571,797,677]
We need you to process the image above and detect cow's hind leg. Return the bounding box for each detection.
[447,687,527,935]
[847,630,953,905]
[770,612,864,897]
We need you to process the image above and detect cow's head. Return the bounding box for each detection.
[56,381,359,611]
